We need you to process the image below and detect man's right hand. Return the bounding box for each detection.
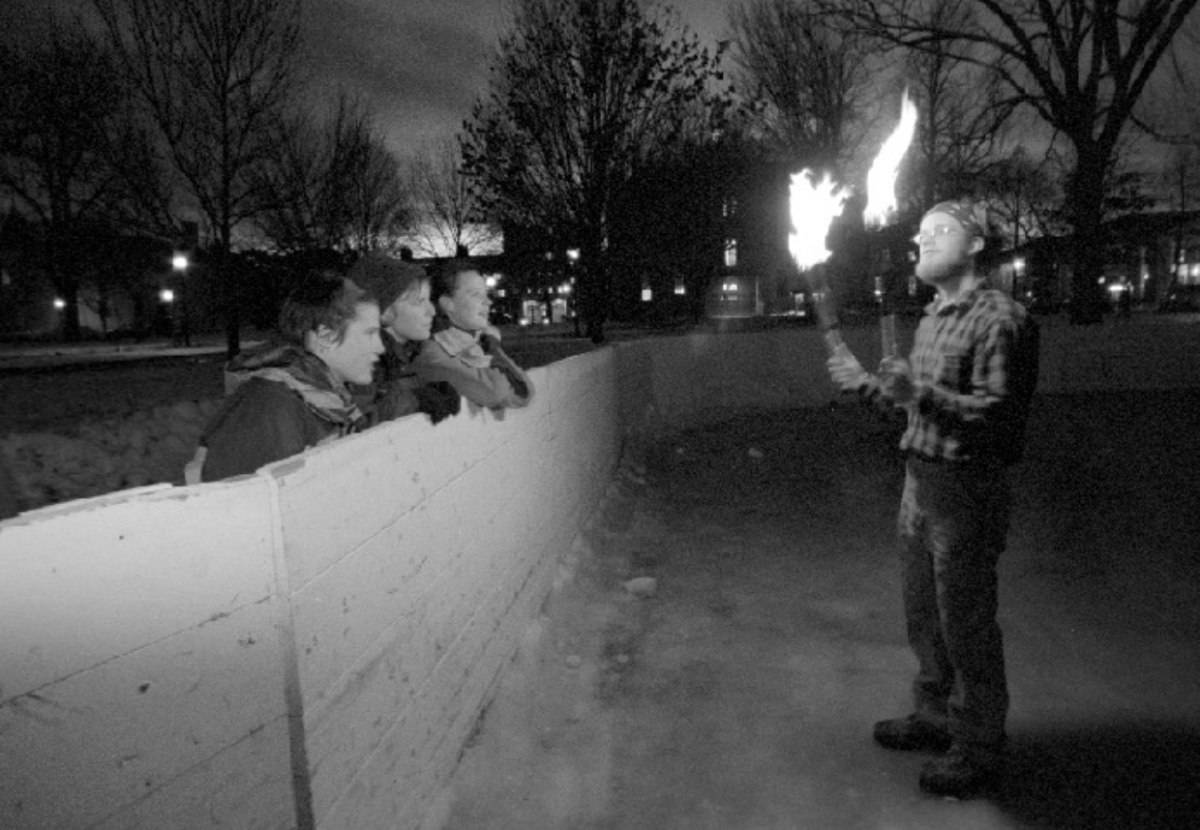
[415,381,462,423]
[826,351,869,392]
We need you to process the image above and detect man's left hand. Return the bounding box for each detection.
[879,356,916,405]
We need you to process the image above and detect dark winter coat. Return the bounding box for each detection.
[198,344,366,481]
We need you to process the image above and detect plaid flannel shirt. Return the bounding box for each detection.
[865,285,1039,465]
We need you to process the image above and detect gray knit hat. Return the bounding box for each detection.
[922,200,986,239]
[346,253,428,308]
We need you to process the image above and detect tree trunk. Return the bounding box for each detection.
[579,236,609,344]
[212,246,241,360]
[1066,150,1108,325]
[47,233,81,342]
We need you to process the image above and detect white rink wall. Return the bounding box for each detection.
[2,323,1198,830]
[1,349,619,830]
[0,480,294,830]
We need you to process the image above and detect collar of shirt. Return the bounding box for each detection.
[432,326,493,369]
[929,280,991,316]
[432,326,481,358]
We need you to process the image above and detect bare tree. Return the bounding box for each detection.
[94,0,301,355]
[1155,143,1200,290]
[257,94,411,255]
[897,0,1017,211]
[979,147,1066,248]
[727,0,875,174]
[461,0,726,342]
[1160,143,1200,213]
[340,122,410,253]
[405,140,500,258]
[827,0,1200,322]
[254,110,341,253]
[0,15,149,341]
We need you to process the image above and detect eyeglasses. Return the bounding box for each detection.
[912,225,965,244]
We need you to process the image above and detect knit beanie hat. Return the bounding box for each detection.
[922,200,985,238]
[346,253,427,308]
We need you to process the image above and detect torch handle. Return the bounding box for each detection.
[881,313,897,359]
[822,328,856,362]
[814,290,839,331]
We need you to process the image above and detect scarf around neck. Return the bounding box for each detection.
[431,326,492,368]
[225,343,366,430]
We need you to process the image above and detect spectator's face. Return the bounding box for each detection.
[318,301,385,385]
[383,280,435,343]
[915,211,980,283]
[440,270,491,332]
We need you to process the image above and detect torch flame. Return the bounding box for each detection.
[863,90,918,228]
[788,169,848,270]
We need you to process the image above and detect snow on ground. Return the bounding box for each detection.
[3,322,1199,826]
[0,356,227,510]
[445,392,1200,830]
[0,327,599,513]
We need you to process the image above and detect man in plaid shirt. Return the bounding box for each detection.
[828,199,1039,798]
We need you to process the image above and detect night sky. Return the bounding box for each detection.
[301,0,732,154]
[6,0,735,157]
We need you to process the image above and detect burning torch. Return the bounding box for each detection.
[788,170,851,359]
[789,90,918,369]
[863,90,918,360]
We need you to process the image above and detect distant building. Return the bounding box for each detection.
[984,210,1200,313]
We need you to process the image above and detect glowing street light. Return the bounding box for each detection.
[53,298,66,310]
[171,251,191,346]
[159,288,175,303]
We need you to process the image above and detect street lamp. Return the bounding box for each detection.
[1013,257,1026,300]
[172,252,191,346]
[566,250,580,332]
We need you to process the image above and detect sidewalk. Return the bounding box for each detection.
[0,335,237,371]
[445,391,1200,829]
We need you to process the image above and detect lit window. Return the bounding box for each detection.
[674,278,686,295]
[642,287,653,302]
[724,239,738,268]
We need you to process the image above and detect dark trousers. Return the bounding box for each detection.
[897,455,1010,757]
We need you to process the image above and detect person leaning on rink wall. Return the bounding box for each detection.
[188,270,385,483]
[344,252,461,425]
[412,258,534,413]
[826,198,1040,799]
